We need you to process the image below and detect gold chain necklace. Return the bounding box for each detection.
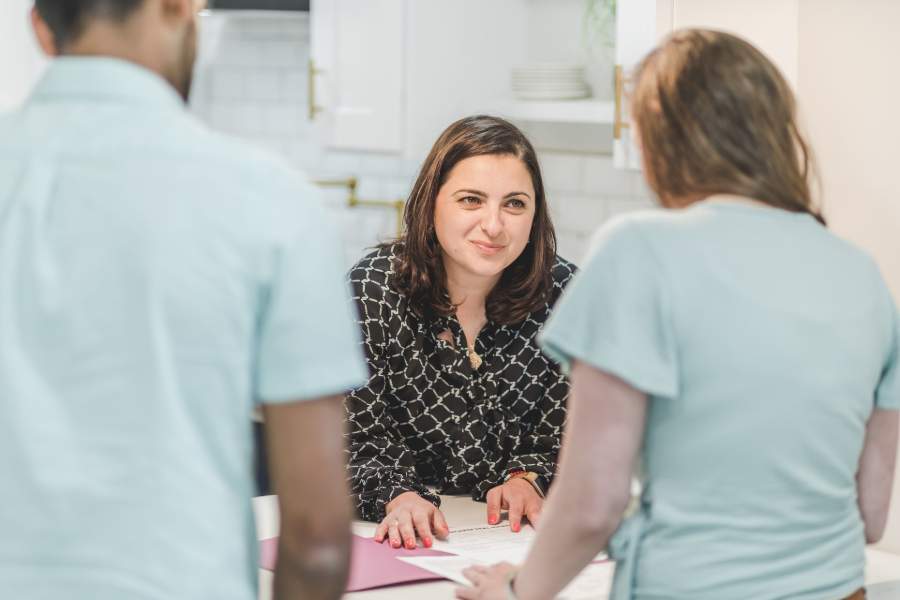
[467,343,483,370]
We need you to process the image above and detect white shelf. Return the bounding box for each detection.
[496,98,615,125]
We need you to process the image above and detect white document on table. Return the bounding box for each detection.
[398,555,614,599]
[432,523,607,565]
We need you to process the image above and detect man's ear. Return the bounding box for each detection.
[31,6,58,56]
[159,0,196,24]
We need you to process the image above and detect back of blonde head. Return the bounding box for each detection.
[631,29,824,224]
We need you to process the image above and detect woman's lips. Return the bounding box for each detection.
[470,240,505,255]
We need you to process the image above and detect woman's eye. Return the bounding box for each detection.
[460,196,482,206]
[506,198,526,209]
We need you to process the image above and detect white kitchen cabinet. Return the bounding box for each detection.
[0,0,48,112]
[309,0,405,152]
[309,0,528,158]
[613,0,803,170]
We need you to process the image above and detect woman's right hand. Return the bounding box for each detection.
[374,491,450,549]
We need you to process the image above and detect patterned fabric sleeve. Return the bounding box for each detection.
[504,367,567,485]
[346,256,441,521]
[470,380,566,502]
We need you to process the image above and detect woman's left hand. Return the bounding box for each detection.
[454,562,518,600]
[486,478,543,532]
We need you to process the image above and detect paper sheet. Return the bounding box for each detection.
[398,555,615,599]
[432,523,607,565]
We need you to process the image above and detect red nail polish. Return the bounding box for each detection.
[489,516,497,525]
[512,524,520,532]
[424,537,432,548]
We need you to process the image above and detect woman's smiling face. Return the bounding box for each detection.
[433,154,536,283]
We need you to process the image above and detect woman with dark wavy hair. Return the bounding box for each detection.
[346,115,576,549]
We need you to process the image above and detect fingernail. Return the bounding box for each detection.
[512,524,520,532]
[489,516,498,525]
[424,537,432,548]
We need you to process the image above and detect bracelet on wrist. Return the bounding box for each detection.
[504,470,546,498]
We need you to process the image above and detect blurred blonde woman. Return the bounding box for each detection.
[459,29,899,600]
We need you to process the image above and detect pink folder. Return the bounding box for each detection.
[259,534,453,591]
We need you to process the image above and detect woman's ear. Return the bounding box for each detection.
[31,6,59,56]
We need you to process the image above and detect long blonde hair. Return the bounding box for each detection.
[631,29,824,224]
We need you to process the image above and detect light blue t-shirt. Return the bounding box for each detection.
[0,58,368,600]
[541,197,900,600]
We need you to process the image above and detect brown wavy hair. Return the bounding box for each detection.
[388,115,557,325]
[631,29,825,224]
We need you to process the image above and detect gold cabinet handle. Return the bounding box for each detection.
[308,59,324,121]
[614,64,631,140]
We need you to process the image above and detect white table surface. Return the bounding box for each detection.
[253,495,900,600]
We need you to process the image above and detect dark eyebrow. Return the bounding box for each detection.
[453,189,532,200]
[504,191,532,200]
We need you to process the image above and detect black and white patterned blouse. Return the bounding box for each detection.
[346,244,577,521]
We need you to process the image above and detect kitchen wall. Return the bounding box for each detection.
[797,0,900,554]
[189,11,655,269]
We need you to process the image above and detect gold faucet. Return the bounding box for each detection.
[312,176,406,236]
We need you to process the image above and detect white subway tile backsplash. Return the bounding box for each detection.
[550,194,608,236]
[634,177,657,204]
[209,68,243,101]
[582,155,638,197]
[316,185,353,208]
[246,69,281,101]
[556,230,591,265]
[279,72,307,100]
[264,41,306,68]
[233,15,305,40]
[605,196,659,220]
[354,177,384,200]
[539,151,585,195]
[221,41,262,68]
[262,106,302,138]
[381,177,415,201]
[357,153,402,177]
[320,151,364,177]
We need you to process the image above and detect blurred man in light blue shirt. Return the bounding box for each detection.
[0,1,369,599]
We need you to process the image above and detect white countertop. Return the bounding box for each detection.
[253,495,900,600]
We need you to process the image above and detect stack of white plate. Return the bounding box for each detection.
[511,63,591,100]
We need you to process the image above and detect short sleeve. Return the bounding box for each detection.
[254,180,368,404]
[875,291,900,410]
[539,218,679,398]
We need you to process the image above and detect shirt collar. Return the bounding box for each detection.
[29,56,185,110]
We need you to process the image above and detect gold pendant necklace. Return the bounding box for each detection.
[467,344,483,370]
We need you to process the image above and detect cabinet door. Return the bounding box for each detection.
[613,0,673,169]
[0,0,48,111]
[309,0,405,152]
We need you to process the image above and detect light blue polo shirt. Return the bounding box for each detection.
[540,197,900,600]
[0,58,368,600]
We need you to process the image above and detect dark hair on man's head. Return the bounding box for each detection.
[35,0,146,49]
[389,115,558,326]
